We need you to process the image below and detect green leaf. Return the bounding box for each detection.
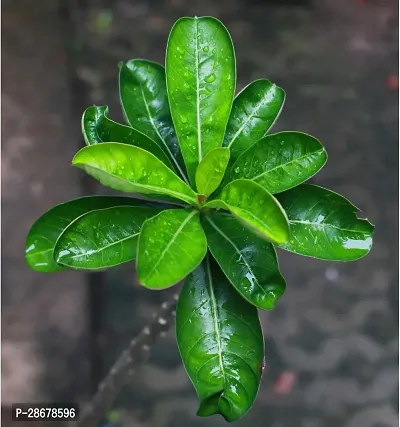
[276,184,374,260]
[25,196,146,272]
[81,105,174,168]
[204,179,290,244]
[137,209,207,289]
[72,143,198,206]
[202,212,286,310]
[176,257,264,422]
[119,59,188,183]
[226,132,327,194]
[195,147,230,197]
[224,79,285,160]
[166,16,236,185]
[54,206,160,270]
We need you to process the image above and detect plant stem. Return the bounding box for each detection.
[74,291,179,427]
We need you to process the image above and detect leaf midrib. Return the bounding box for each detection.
[227,86,277,149]
[206,257,225,383]
[60,232,139,261]
[77,163,197,206]
[28,208,106,262]
[195,17,202,162]
[200,162,218,195]
[92,108,103,143]
[249,149,325,182]
[233,207,274,237]
[142,210,198,281]
[139,86,190,185]
[206,217,269,298]
[289,219,369,234]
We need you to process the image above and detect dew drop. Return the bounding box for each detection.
[203,46,209,53]
[212,48,217,54]
[234,167,240,173]
[205,73,216,83]
[180,115,188,124]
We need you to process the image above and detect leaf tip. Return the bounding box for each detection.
[197,392,246,422]
[72,145,90,166]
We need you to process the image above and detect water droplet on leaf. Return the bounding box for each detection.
[205,73,216,83]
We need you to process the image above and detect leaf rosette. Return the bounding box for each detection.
[25,15,374,422]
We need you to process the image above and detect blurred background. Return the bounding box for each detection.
[2,0,399,426]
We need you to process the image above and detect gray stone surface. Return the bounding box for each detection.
[2,0,89,403]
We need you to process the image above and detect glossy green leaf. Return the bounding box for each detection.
[176,257,264,422]
[81,105,174,168]
[166,16,236,185]
[276,184,374,260]
[204,179,290,244]
[202,212,286,310]
[72,143,198,206]
[137,209,207,289]
[226,132,327,194]
[119,59,188,183]
[25,196,146,272]
[195,147,230,197]
[54,206,159,270]
[224,79,285,160]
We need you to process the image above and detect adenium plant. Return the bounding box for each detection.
[25,16,374,422]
